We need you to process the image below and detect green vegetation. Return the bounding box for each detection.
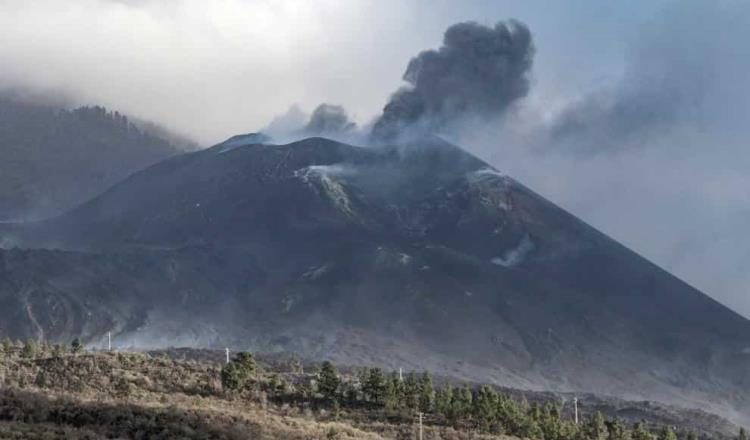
[70,338,83,355]
[659,427,678,440]
[319,361,341,403]
[0,340,744,440]
[221,352,257,391]
[20,339,37,359]
[203,354,750,440]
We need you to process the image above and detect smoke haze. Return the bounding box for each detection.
[454,0,750,319]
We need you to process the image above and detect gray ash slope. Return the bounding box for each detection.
[2,136,749,423]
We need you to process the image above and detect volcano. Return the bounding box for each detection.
[1,136,748,423]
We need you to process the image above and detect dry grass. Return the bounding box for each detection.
[0,350,513,439]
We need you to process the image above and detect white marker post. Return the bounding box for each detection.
[574,397,579,424]
[417,412,423,440]
[225,347,230,364]
[108,331,112,352]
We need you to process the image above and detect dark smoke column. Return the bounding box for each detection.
[371,20,534,142]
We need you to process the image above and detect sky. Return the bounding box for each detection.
[0,0,662,143]
[1,0,749,318]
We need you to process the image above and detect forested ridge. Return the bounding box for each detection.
[0,98,189,220]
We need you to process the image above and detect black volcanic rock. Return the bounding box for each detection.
[1,136,749,424]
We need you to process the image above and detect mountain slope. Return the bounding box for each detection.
[1,136,749,424]
[0,98,188,221]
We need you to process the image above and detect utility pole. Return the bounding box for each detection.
[574,397,579,425]
[225,347,230,364]
[417,412,423,440]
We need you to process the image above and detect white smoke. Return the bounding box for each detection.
[491,235,535,267]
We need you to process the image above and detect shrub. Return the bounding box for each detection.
[221,352,256,391]
[21,340,37,359]
[70,338,83,355]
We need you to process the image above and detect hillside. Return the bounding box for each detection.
[0,98,189,221]
[0,343,742,440]
[1,136,749,425]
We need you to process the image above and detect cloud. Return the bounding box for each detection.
[0,0,416,145]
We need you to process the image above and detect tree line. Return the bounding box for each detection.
[221,354,748,440]
[2,340,745,440]
[1,337,83,359]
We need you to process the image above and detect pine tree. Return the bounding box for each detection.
[540,403,563,440]
[403,373,420,410]
[632,423,655,440]
[452,385,473,421]
[384,372,402,412]
[606,419,631,440]
[496,394,523,434]
[346,384,359,405]
[473,385,499,431]
[657,426,677,440]
[221,362,248,391]
[363,367,386,405]
[529,402,543,422]
[70,338,83,354]
[418,371,434,412]
[561,419,582,440]
[435,384,454,418]
[234,352,256,373]
[585,411,608,440]
[220,352,256,391]
[525,419,545,439]
[357,368,370,400]
[318,361,341,403]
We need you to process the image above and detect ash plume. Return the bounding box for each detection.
[262,103,360,144]
[371,20,534,142]
[305,103,357,136]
